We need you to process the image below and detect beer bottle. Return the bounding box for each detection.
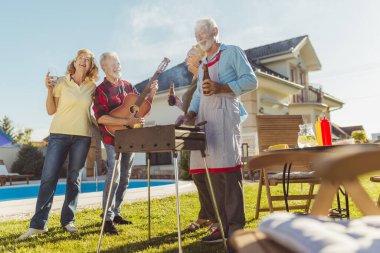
[168,82,176,106]
[203,63,210,95]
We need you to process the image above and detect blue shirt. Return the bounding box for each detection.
[188,43,258,122]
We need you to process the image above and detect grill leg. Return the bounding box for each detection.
[173,151,182,253]
[97,152,121,253]
[147,153,151,240]
[202,152,228,252]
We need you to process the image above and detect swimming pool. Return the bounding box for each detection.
[0,180,174,202]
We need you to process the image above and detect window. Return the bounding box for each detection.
[300,71,306,85]
[149,152,172,165]
[290,67,297,82]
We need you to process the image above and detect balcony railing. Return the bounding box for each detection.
[292,83,323,104]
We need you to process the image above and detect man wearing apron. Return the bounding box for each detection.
[176,18,258,243]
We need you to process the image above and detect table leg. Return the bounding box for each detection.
[282,162,293,212]
[147,153,151,240]
[172,151,182,253]
[344,189,350,219]
[97,152,121,253]
[343,179,380,216]
[311,181,338,216]
[282,163,290,212]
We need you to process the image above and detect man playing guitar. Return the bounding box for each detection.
[93,52,158,234]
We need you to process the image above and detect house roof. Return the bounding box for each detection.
[135,62,193,93]
[134,55,288,94]
[250,62,288,80]
[340,125,365,136]
[331,123,350,139]
[134,35,312,93]
[245,35,308,60]
[0,128,14,143]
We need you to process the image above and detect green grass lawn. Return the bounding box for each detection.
[1,174,380,253]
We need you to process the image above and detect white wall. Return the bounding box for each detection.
[264,61,289,78]
[145,88,188,125]
[0,146,20,171]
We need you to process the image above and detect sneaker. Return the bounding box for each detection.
[113,215,132,225]
[18,227,48,241]
[201,229,226,243]
[104,221,119,235]
[63,223,78,232]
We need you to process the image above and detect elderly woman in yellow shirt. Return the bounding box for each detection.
[19,49,99,240]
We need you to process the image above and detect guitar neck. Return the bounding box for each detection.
[135,71,160,107]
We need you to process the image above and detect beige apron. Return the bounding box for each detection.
[190,56,242,174]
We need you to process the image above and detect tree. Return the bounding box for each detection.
[0,116,15,139]
[15,128,33,144]
[11,144,44,177]
[0,116,33,144]
[179,150,192,180]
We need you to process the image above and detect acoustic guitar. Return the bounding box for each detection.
[105,57,170,136]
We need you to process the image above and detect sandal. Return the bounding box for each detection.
[207,223,219,232]
[187,220,211,232]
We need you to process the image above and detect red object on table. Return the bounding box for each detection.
[321,117,332,145]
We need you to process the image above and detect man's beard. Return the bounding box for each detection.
[199,37,215,52]
[110,70,122,79]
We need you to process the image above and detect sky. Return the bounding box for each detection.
[0,0,379,141]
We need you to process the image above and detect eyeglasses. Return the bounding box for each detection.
[77,56,92,63]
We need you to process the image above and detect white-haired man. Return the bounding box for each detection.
[93,52,158,234]
[177,18,258,243]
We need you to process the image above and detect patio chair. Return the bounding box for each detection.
[370,175,380,206]
[252,115,319,218]
[230,144,380,253]
[0,160,32,185]
[0,175,6,186]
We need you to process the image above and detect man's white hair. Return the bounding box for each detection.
[99,52,119,68]
[195,17,219,41]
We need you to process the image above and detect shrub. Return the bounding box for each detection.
[179,150,192,180]
[11,144,44,177]
[351,130,368,143]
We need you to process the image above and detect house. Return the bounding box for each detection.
[0,129,19,169]
[134,35,345,174]
[339,125,365,137]
[331,123,350,140]
[331,124,370,141]
[372,133,380,142]
[0,129,14,147]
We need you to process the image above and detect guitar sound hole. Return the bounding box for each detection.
[129,105,139,114]
[153,144,158,147]
[129,145,133,148]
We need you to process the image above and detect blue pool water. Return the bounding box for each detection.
[0,180,174,202]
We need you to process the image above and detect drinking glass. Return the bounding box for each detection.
[48,68,59,86]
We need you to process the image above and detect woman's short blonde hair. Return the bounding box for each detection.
[187,44,206,58]
[66,48,99,83]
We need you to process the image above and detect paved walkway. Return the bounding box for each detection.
[0,180,197,222]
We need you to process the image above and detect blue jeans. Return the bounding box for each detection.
[30,134,91,229]
[103,144,134,221]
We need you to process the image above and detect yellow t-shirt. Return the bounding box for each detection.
[49,75,96,137]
